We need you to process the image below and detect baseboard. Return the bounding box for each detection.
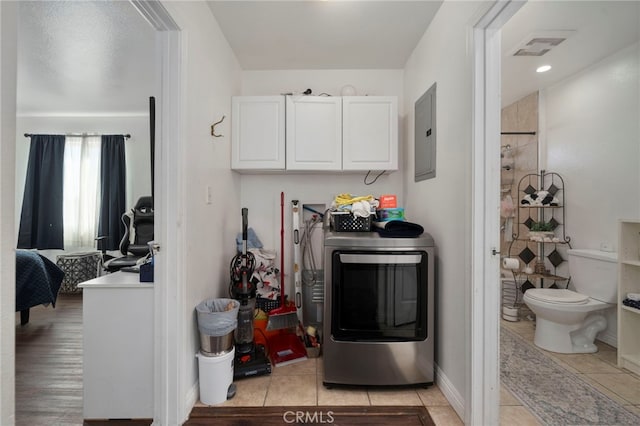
[435,363,465,421]
[597,330,617,348]
[185,380,200,421]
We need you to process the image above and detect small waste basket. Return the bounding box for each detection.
[195,298,239,405]
[196,298,239,356]
[196,349,235,405]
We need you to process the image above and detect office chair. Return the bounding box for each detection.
[104,196,154,272]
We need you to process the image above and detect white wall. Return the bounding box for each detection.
[161,1,243,416]
[403,1,488,419]
[239,70,405,298]
[543,42,640,251]
[242,69,404,98]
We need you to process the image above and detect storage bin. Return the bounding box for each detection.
[331,212,372,232]
[56,252,101,293]
[256,296,281,313]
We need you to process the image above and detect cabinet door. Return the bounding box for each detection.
[286,96,342,171]
[342,96,398,171]
[231,96,285,170]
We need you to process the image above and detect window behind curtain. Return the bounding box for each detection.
[63,135,101,248]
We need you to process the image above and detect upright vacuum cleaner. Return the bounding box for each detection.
[229,208,271,379]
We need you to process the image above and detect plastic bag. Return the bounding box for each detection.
[195,298,239,336]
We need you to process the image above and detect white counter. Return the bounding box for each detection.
[78,270,154,289]
[80,271,154,420]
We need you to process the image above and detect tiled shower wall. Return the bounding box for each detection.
[500,92,539,264]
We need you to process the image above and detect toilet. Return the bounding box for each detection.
[523,249,617,354]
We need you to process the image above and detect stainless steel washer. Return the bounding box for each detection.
[323,230,435,387]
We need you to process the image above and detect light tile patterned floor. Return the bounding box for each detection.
[502,317,640,424]
[197,355,466,425]
[196,319,640,425]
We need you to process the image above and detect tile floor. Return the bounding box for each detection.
[196,319,640,425]
[197,355,463,425]
[501,317,640,423]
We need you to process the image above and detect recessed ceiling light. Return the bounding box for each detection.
[536,65,552,73]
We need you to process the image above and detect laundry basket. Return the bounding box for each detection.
[331,212,372,232]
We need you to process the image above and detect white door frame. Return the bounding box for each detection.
[471,1,524,424]
[0,0,184,423]
[0,2,18,423]
[129,1,185,424]
[0,0,188,425]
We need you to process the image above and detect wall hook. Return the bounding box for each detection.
[211,115,225,137]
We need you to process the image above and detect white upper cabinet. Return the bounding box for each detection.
[286,96,342,171]
[231,95,398,172]
[231,96,285,170]
[342,96,398,171]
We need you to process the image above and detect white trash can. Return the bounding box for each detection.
[196,348,235,405]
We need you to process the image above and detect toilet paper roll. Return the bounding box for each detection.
[502,257,520,270]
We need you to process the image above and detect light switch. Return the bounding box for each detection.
[206,186,212,204]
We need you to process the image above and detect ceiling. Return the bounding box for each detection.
[501,1,640,107]
[15,1,640,115]
[206,1,443,70]
[16,1,155,115]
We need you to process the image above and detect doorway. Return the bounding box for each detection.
[2,1,183,424]
[13,2,154,424]
[475,0,640,423]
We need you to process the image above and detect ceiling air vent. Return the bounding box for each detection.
[510,31,575,57]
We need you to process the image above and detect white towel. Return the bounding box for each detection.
[501,194,515,218]
[352,200,372,218]
[504,218,513,242]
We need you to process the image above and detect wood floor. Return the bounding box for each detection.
[15,293,84,426]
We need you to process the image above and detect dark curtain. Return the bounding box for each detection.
[17,135,65,249]
[97,135,127,251]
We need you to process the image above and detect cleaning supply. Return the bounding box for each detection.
[292,200,303,323]
[377,208,405,222]
[229,208,271,379]
[378,194,397,209]
[269,329,308,366]
[266,192,301,331]
[265,193,307,367]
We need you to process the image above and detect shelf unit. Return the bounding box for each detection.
[505,170,572,309]
[617,220,640,375]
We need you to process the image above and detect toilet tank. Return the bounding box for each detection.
[567,249,618,303]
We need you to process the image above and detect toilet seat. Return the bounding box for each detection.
[525,288,589,304]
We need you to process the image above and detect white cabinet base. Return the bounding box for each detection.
[79,273,154,419]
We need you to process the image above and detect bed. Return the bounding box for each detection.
[16,250,65,325]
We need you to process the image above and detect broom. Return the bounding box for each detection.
[266,191,301,331]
